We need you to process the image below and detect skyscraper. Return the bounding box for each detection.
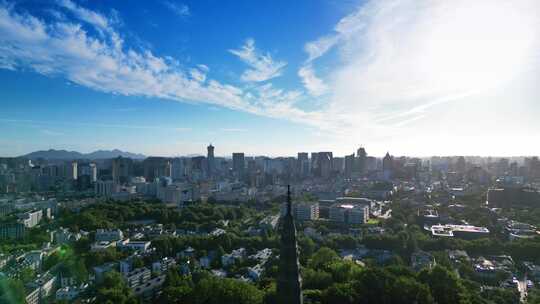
[89,162,97,182]
[356,147,367,174]
[297,152,309,177]
[383,152,393,180]
[344,153,355,177]
[112,156,132,185]
[71,161,78,180]
[232,153,245,178]
[277,186,303,304]
[207,144,215,178]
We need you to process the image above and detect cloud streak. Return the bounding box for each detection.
[229,38,287,82]
[163,1,190,18]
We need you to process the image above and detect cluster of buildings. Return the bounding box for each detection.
[280,197,378,225]
[0,197,57,239]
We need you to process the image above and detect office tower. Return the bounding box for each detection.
[383,152,393,180]
[310,152,333,178]
[277,186,303,304]
[171,158,184,180]
[71,161,78,180]
[89,163,97,182]
[232,153,245,178]
[143,157,171,181]
[319,152,333,178]
[191,156,207,178]
[112,156,132,185]
[344,154,355,177]
[297,152,309,177]
[207,144,215,178]
[356,147,367,174]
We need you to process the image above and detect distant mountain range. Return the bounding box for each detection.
[22,149,146,160]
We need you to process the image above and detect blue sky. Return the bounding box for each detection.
[1,0,540,157]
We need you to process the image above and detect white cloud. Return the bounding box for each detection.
[3,0,540,156]
[300,0,540,147]
[163,1,190,18]
[58,0,110,30]
[304,35,339,63]
[0,4,324,130]
[229,38,287,82]
[298,65,328,96]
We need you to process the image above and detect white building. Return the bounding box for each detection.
[281,202,319,221]
[329,204,369,224]
[18,209,43,228]
[117,240,151,252]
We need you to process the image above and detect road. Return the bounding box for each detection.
[518,276,528,303]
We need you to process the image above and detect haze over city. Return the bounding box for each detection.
[1,0,539,157]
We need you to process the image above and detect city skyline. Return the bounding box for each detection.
[1,0,540,157]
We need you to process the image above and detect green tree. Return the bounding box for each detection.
[95,271,138,304]
[0,278,25,304]
[308,247,339,270]
[418,265,470,304]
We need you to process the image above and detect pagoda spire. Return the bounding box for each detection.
[277,184,303,304]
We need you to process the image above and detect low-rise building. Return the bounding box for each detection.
[430,224,489,239]
[90,241,116,252]
[17,209,43,228]
[222,248,246,266]
[95,228,124,242]
[117,239,151,252]
[56,284,87,302]
[25,272,56,304]
[329,204,369,224]
[124,267,152,288]
[132,275,166,301]
[152,257,176,274]
[281,202,319,221]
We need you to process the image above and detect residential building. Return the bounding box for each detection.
[96,228,124,242]
[329,204,369,224]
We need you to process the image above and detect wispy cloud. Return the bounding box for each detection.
[0,3,321,131]
[163,1,190,18]
[2,0,539,151]
[299,0,540,138]
[220,128,247,132]
[58,0,111,31]
[229,38,287,82]
[298,65,328,97]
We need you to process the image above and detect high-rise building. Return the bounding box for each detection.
[171,158,184,180]
[71,161,78,180]
[356,147,367,174]
[143,157,171,181]
[232,153,245,178]
[112,156,132,185]
[344,154,355,177]
[277,186,303,304]
[207,144,215,178]
[89,163,97,182]
[383,152,393,179]
[297,152,309,177]
[314,152,333,178]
